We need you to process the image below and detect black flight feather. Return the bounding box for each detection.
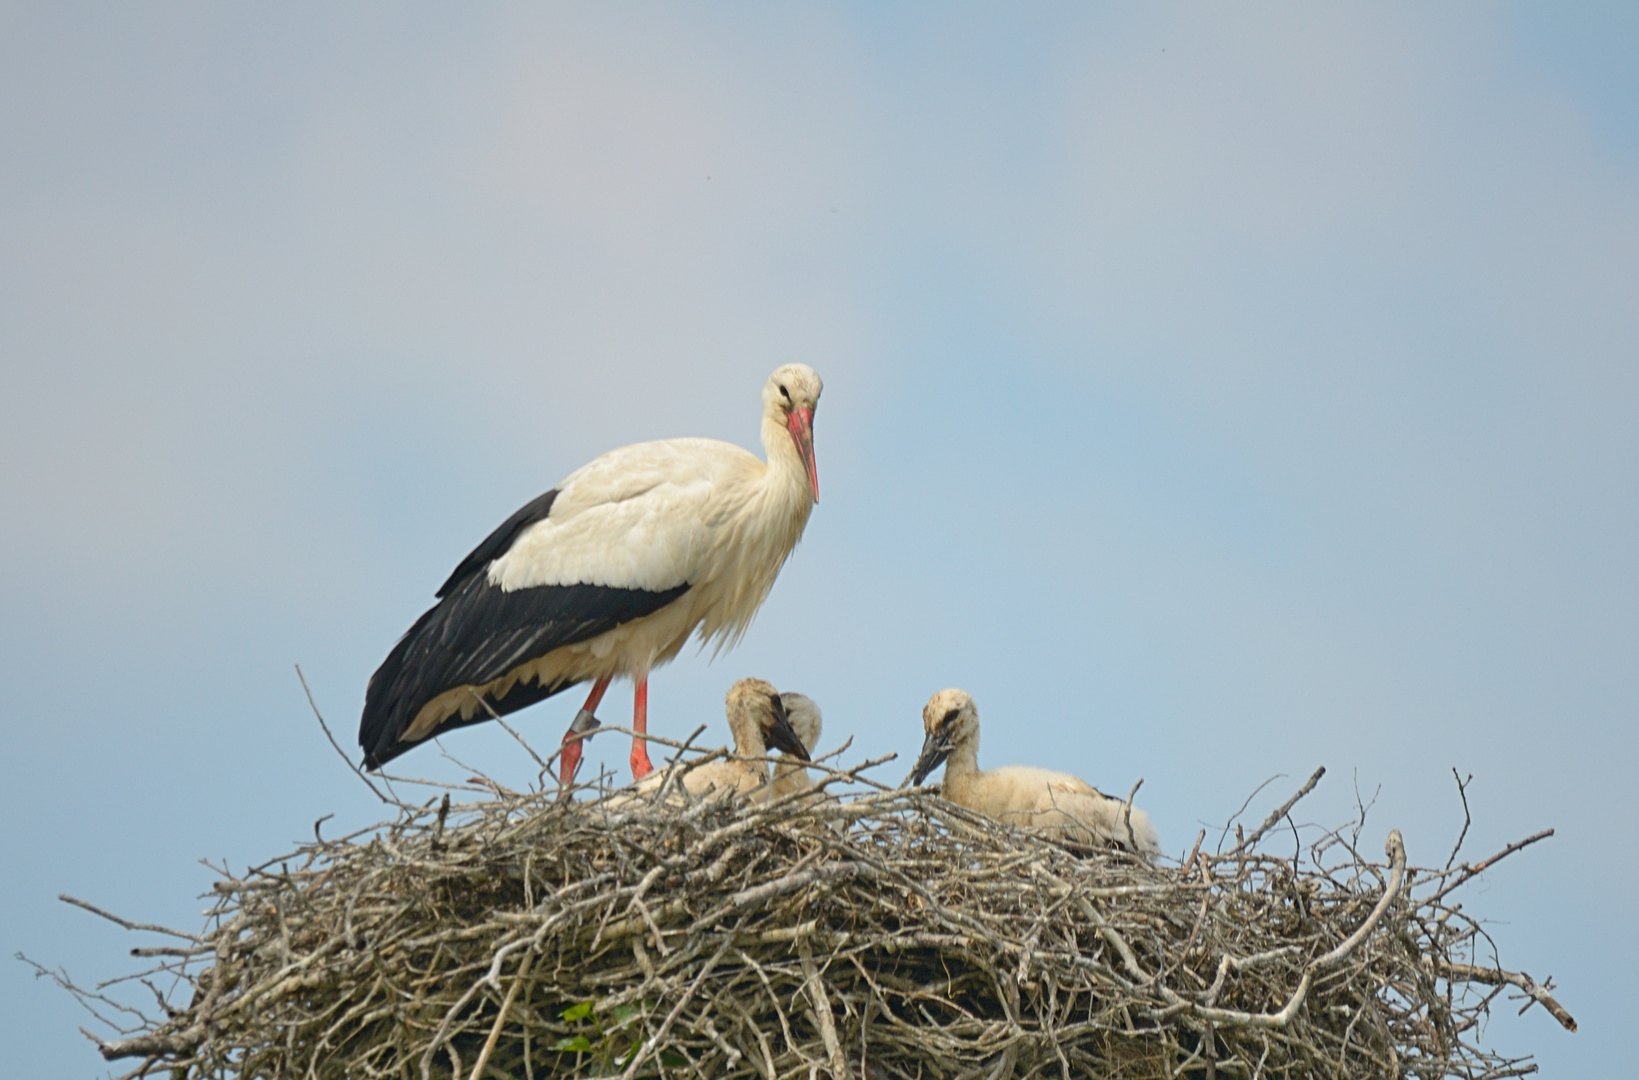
[359,488,690,769]
[360,576,688,768]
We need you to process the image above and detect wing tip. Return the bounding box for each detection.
[357,711,404,771]
[360,747,397,772]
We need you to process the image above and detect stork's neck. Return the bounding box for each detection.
[942,733,981,783]
[728,713,769,761]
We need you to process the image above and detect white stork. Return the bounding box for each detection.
[358,364,823,783]
[910,689,1160,854]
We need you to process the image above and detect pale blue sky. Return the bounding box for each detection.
[2,4,1634,1073]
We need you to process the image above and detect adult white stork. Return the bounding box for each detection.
[359,364,823,783]
[910,689,1161,854]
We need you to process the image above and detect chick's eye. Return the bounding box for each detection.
[941,708,961,727]
[779,384,791,402]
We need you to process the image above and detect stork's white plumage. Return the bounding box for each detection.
[359,365,822,781]
[910,689,1160,854]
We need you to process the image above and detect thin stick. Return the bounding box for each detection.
[468,951,536,1080]
[1430,829,1556,903]
[619,935,734,1080]
[1446,768,1474,870]
[295,664,390,804]
[59,897,201,943]
[1234,767,1326,854]
[467,688,550,774]
[1313,830,1407,969]
[1433,961,1577,1033]
[1215,772,1284,852]
[1183,829,1206,878]
[799,938,849,1078]
[1122,779,1144,853]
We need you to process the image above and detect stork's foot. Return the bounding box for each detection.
[630,738,654,781]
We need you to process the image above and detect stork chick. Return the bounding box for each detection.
[910,689,1160,854]
[628,678,810,804]
[768,692,823,802]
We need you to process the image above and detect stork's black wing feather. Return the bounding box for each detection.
[435,489,559,599]
[360,572,689,768]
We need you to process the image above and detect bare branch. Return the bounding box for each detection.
[1434,961,1577,1033]
[1430,829,1556,904]
[1446,768,1474,870]
[295,663,390,804]
[58,897,201,943]
[1234,766,1326,854]
[1121,778,1144,854]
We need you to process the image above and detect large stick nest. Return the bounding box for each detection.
[48,748,1573,1080]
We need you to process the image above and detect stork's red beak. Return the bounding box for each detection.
[786,406,818,502]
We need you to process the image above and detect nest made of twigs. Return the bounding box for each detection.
[45,749,1574,1080]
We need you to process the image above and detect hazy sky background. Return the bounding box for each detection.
[3,3,1634,1073]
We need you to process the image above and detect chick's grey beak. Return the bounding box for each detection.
[910,730,952,786]
[765,693,810,761]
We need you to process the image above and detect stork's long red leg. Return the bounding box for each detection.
[630,678,653,779]
[558,675,612,792]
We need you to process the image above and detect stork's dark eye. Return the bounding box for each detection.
[940,708,961,727]
[778,384,791,402]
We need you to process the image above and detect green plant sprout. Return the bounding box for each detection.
[547,1000,687,1075]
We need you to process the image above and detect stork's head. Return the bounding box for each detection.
[911,688,978,785]
[778,692,823,759]
[725,677,811,761]
[763,364,822,502]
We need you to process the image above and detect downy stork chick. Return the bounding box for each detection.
[628,678,810,803]
[910,689,1160,854]
[358,365,823,781]
[768,692,823,802]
